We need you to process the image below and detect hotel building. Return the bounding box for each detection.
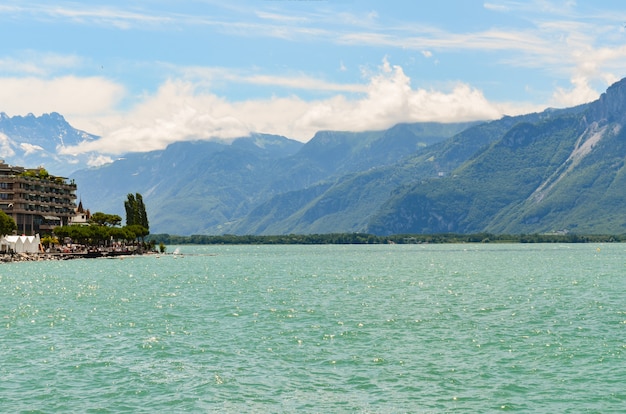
[0,161,77,235]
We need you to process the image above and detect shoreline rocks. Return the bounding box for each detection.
[0,253,69,263]
[1,250,144,263]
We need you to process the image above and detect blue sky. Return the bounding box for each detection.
[1,0,626,164]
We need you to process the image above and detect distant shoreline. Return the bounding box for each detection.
[148,232,626,245]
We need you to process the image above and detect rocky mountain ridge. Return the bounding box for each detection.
[0,112,97,176]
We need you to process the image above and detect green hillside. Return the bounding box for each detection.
[367,79,626,235]
[237,108,586,235]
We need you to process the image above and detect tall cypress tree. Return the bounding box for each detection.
[136,193,149,231]
[124,193,150,246]
[124,193,149,232]
[124,193,137,227]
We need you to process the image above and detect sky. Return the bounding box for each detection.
[2,0,626,165]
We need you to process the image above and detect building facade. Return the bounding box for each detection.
[69,200,91,226]
[0,161,77,235]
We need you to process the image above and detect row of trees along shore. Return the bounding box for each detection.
[49,193,151,250]
[147,232,626,245]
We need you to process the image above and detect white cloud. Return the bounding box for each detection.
[0,133,16,158]
[62,80,252,155]
[255,11,308,24]
[295,60,504,132]
[1,3,170,30]
[20,143,44,155]
[234,73,367,93]
[483,2,510,12]
[180,66,366,93]
[87,154,114,168]
[0,76,125,119]
[59,61,511,156]
[479,1,626,107]
[551,75,602,107]
[483,0,577,17]
[548,40,626,106]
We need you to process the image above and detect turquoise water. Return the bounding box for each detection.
[1,244,625,413]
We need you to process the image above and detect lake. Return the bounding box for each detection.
[1,244,625,412]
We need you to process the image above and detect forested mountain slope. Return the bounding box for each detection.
[367,79,626,235]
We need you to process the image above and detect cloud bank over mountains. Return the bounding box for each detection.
[59,60,517,159]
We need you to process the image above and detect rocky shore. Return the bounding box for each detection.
[1,250,141,263]
[1,253,70,263]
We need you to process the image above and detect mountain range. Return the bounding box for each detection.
[69,122,473,235]
[0,112,98,176]
[3,77,626,236]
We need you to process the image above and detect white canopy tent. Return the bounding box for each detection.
[0,234,41,254]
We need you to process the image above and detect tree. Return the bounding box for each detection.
[41,235,59,249]
[0,210,16,236]
[90,212,122,227]
[126,224,149,241]
[108,226,130,243]
[37,168,49,180]
[125,193,149,247]
[54,225,91,245]
[125,193,149,231]
[124,193,136,227]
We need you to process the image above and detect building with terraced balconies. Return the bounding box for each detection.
[0,160,77,235]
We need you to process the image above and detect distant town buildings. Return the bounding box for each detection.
[0,160,77,235]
